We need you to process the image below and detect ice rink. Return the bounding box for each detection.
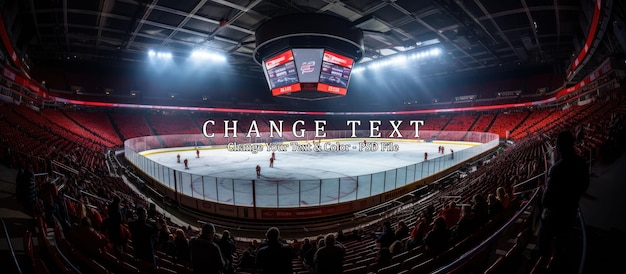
[140,139,481,207]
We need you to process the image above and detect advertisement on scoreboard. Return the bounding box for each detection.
[263,50,300,90]
[319,62,351,88]
[318,50,353,94]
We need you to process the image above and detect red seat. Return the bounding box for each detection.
[23,230,51,274]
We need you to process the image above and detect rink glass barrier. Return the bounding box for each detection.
[125,130,499,208]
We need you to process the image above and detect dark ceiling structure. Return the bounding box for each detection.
[13,0,624,82]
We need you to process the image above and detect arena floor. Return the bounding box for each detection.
[140,139,480,207]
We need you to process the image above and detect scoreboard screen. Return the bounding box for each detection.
[262,49,356,99]
[263,50,301,94]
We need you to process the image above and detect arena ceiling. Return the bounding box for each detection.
[20,0,599,80]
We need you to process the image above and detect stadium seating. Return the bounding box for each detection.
[109,112,153,140]
[2,82,624,274]
[488,112,529,139]
[469,113,496,132]
[64,111,123,146]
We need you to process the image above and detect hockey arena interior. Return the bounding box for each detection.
[1,0,626,273]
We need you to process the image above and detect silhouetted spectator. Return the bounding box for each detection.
[218,230,236,274]
[496,186,511,209]
[299,238,312,259]
[424,217,452,256]
[255,227,296,274]
[471,194,489,226]
[106,196,124,255]
[336,230,347,242]
[347,229,362,241]
[316,235,325,249]
[128,207,158,266]
[452,205,477,243]
[538,130,589,273]
[291,238,302,253]
[250,239,260,252]
[40,178,59,227]
[395,221,410,241]
[237,250,256,269]
[406,211,431,250]
[190,223,224,274]
[487,193,504,219]
[173,229,190,265]
[426,204,436,218]
[156,218,172,251]
[302,239,317,266]
[440,201,461,228]
[313,233,346,274]
[148,203,158,220]
[373,221,395,248]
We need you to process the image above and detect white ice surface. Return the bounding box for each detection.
[140,139,479,207]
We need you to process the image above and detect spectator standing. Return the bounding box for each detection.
[302,238,317,267]
[373,221,396,248]
[313,233,346,274]
[538,131,589,272]
[255,227,296,274]
[107,196,124,255]
[40,178,59,227]
[128,207,158,266]
[218,230,236,274]
[190,223,224,274]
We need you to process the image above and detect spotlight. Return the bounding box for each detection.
[190,50,226,62]
[148,50,172,59]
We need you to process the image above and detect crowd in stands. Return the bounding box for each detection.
[3,84,626,273]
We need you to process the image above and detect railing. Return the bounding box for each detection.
[432,182,542,274]
[433,135,590,273]
[124,130,499,208]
